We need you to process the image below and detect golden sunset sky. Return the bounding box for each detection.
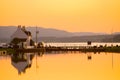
[0,0,120,33]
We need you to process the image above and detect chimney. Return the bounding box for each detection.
[18,25,21,29]
[22,26,26,31]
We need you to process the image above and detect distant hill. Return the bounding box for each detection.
[72,32,106,36]
[37,35,110,42]
[26,27,73,37]
[0,26,16,38]
[0,26,120,42]
[0,26,106,38]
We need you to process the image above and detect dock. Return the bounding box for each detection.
[45,47,106,52]
[0,45,120,54]
[15,46,107,53]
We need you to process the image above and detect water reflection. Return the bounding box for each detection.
[0,51,120,80]
[11,53,34,74]
[87,53,92,60]
[11,52,44,74]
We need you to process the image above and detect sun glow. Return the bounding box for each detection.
[0,0,120,33]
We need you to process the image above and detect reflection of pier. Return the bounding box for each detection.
[45,47,106,52]
[14,47,106,53]
[15,48,45,53]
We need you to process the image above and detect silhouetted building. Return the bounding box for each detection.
[87,41,92,45]
[11,25,34,48]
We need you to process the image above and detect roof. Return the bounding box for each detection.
[11,25,31,39]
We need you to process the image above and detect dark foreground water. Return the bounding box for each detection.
[0,52,120,80]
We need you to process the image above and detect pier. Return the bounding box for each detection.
[45,46,105,52]
[1,44,120,54]
[14,45,120,53]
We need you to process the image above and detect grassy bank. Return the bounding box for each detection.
[0,48,15,55]
[104,46,120,53]
[0,46,120,54]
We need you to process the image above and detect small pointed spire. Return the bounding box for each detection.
[18,25,21,29]
[22,26,26,31]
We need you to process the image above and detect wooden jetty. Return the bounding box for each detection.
[45,47,106,52]
[14,46,107,53]
[12,43,120,53]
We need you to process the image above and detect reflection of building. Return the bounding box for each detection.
[87,53,92,60]
[11,53,34,74]
[11,25,34,49]
[88,55,92,60]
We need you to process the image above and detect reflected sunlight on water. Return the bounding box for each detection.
[0,52,120,80]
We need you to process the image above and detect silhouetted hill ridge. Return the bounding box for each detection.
[0,26,120,42]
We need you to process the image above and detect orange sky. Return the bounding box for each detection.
[0,0,120,33]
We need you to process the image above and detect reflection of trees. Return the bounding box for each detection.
[11,53,34,75]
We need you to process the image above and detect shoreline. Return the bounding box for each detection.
[0,46,120,54]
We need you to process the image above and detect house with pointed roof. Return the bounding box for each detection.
[11,25,34,48]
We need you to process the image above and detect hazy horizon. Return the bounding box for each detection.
[0,26,120,43]
[0,25,120,34]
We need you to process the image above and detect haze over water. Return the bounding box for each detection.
[0,52,120,80]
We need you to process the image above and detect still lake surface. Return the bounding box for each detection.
[0,51,120,80]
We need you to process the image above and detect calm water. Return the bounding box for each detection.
[0,52,120,80]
